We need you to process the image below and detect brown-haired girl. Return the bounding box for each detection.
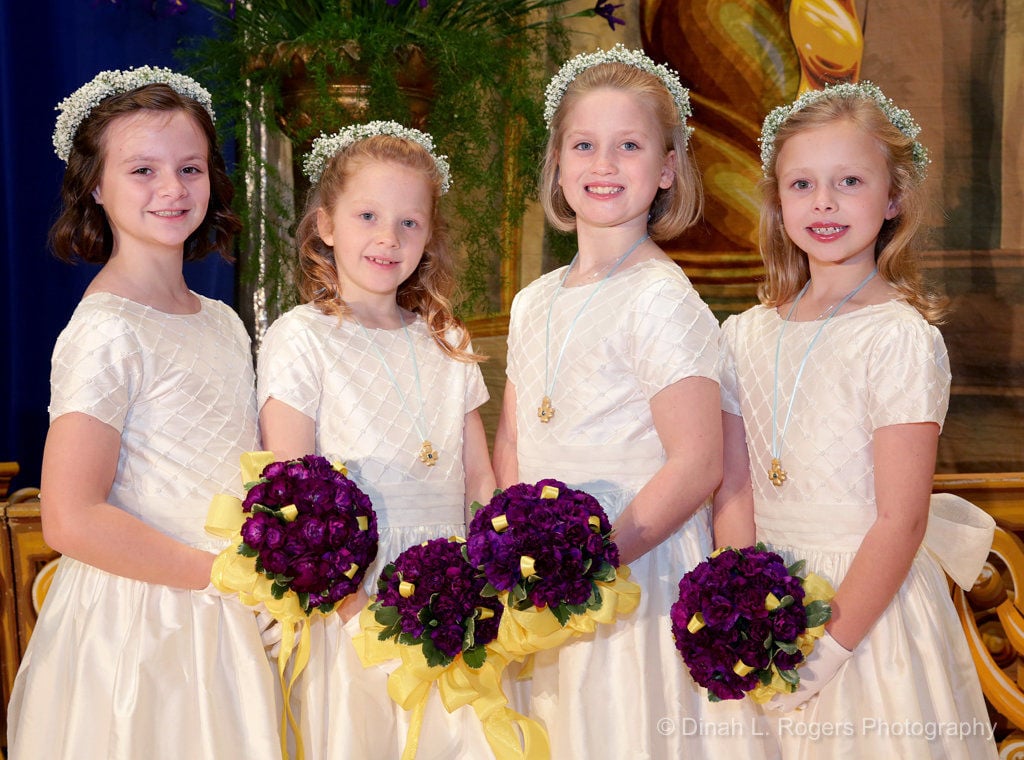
[7,67,279,759]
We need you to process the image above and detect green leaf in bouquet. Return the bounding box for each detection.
[550,602,573,627]
[237,543,259,558]
[509,582,529,607]
[462,644,487,670]
[787,559,807,576]
[420,637,451,669]
[398,631,418,647]
[479,582,500,598]
[251,503,277,516]
[581,558,592,575]
[462,614,476,649]
[297,591,310,610]
[776,594,795,608]
[242,478,265,492]
[468,500,486,518]
[805,600,832,628]
[592,560,617,583]
[775,639,799,655]
[779,668,800,687]
[271,579,291,599]
[374,604,400,628]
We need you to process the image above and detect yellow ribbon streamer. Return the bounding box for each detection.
[353,605,551,760]
[205,451,341,760]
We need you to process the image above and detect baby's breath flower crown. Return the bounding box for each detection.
[759,81,929,178]
[543,43,693,144]
[302,120,452,193]
[53,66,215,163]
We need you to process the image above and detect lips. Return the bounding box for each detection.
[151,209,188,218]
[808,224,847,239]
[367,256,398,266]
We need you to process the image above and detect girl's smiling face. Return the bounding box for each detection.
[556,87,675,234]
[317,158,433,309]
[776,118,898,270]
[91,109,210,258]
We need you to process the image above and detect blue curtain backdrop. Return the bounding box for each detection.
[0,2,232,493]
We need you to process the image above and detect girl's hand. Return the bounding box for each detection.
[763,631,853,713]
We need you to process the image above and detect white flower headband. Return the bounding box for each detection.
[759,81,929,178]
[302,120,452,193]
[543,43,693,144]
[53,66,215,163]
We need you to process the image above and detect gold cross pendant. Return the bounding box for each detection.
[419,441,439,466]
[768,457,787,487]
[537,396,555,423]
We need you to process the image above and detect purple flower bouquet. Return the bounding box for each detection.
[670,544,834,703]
[466,479,637,634]
[238,454,378,615]
[370,537,504,669]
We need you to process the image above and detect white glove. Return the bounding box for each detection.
[254,609,301,659]
[764,631,853,713]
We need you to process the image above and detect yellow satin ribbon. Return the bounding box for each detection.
[353,605,551,760]
[495,565,641,660]
[205,451,343,760]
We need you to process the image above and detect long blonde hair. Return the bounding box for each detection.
[295,134,481,362]
[540,62,702,242]
[759,91,946,323]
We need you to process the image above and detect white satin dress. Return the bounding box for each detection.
[720,300,997,759]
[508,259,777,759]
[258,304,493,759]
[7,293,280,760]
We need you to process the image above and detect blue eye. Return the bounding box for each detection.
[360,212,375,221]
[792,179,810,190]
[402,219,418,229]
[573,141,593,151]
[840,176,861,187]
[622,141,639,151]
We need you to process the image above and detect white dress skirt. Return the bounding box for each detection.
[720,301,998,759]
[7,293,280,760]
[507,260,778,759]
[259,305,494,759]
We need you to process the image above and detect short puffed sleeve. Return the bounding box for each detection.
[718,313,742,417]
[627,272,720,399]
[865,310,950,431]
[48,302,142,431]
[257,307,326,420]
[463,341,490,413]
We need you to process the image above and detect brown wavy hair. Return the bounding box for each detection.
[758,91,946,323]
[48,83,240,264]
[540,62,702,242]
[295,134,482,362]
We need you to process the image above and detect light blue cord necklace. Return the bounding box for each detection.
[355,311,439,466]
[538,233,650,423]
[769,268,877,486]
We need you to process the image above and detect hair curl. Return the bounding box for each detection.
[758,90,946,323]
[296,134,482,362]
[48,84,240,264]
[539,62,702,242]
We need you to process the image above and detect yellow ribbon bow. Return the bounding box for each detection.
[353,605,551,760]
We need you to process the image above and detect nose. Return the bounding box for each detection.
[158,173,187,199]
[377,223,400,248]
[813,185,836,212]
[590,145,617,175]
